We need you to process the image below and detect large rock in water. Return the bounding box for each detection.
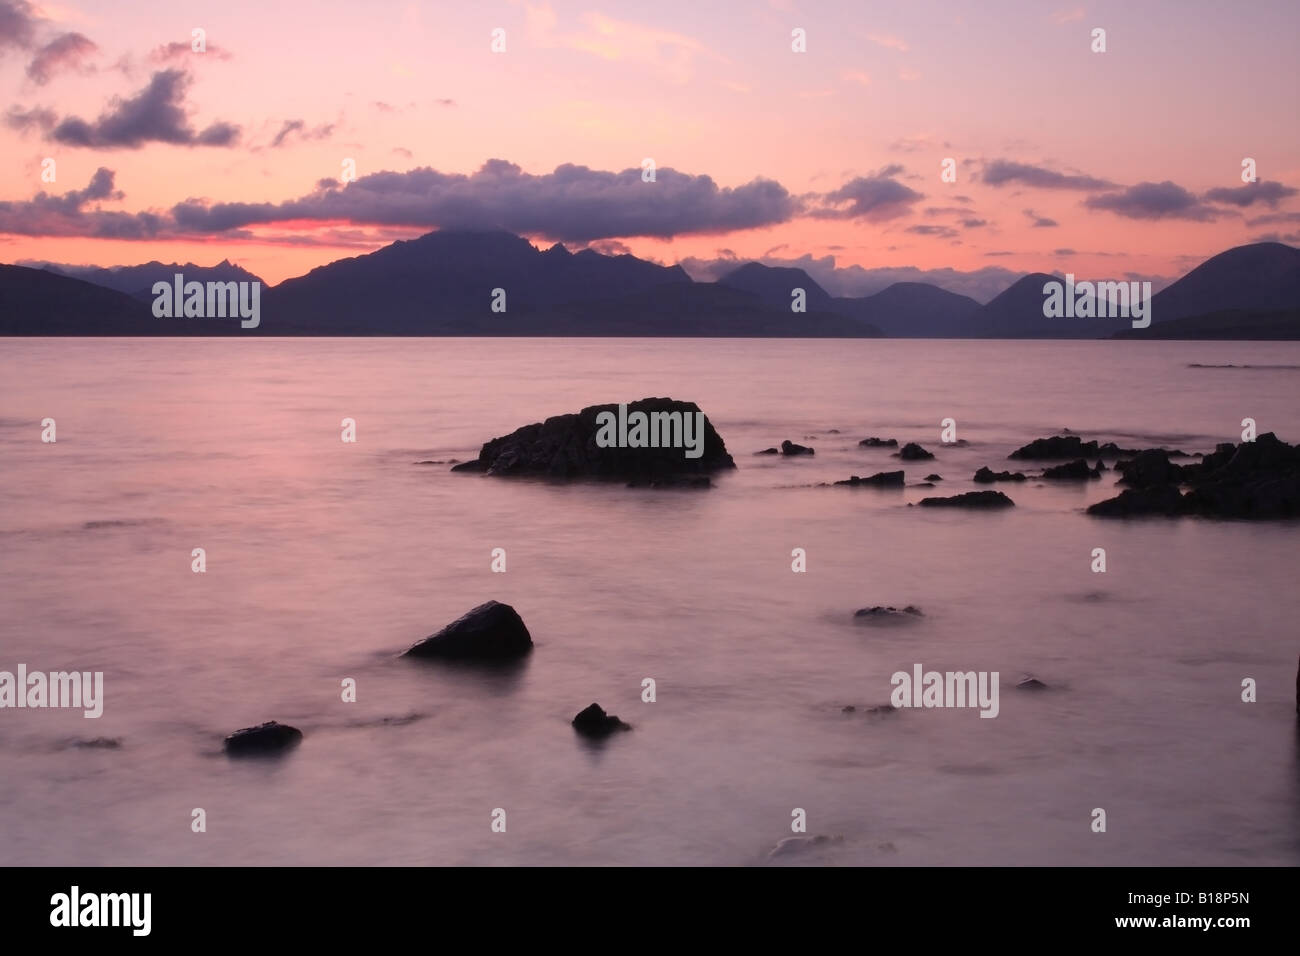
[918,490,1015,508]
[572,703,632,738]
[1089,433,1300,519]
[224,721,302,755]
[451,397,735,480]
[403,601,533,660]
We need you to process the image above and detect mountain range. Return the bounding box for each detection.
[2,232,1296,339]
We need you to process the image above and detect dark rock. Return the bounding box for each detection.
[974,466,1027,483]
[918,490,1015,508]
[841,705,856,713]
[1092,433,1300,519]
[925,474,943,481]
[73,737,121,749]
[224,721,302,755]
[781,440,814,456]
[450,397,735,480]
[1086,484,1185,517]
[896,442,935,460]
[835,470,904,487]
[1116,449,1182,488]
[572,702,631,737]
[403,600,534,661]
[768,835,842,858]
[911,482,935,488]
[754,447,780,455]
[1041,458,1099,480]
[854,605,923,621]
[826,429,841,434]
[858,437,898,448]
[1017,677,1049,691]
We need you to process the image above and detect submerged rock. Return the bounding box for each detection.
[835,470,905,487]
[572,703,631,738]
[224,721,302,755]
[918,490,1015,508]
[1041,458,1100,480]
[1017,677,1049,691]
[450,397,734,480]
[768,835,842,859]
[754,447,780,455]
[895,442,935,460]
[925,473,943,481]
[403,600,534,661]
[974,466,1027,483]
[854,605,923,621]
[859,437,898,448]
[781,440,815,456]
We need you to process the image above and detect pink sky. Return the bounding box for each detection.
[1,0,1297,290]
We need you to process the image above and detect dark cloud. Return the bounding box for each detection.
[1024,208,1058,227]
[0,0,35,52]
[1054,248,1076,256]
[170,160,798,241]
[961,218,987,228]
[812,167,924,221]
[982,159,1116,190]
[1251,231,1300,244]
[1084,181,1219,221]
[906,224,958,238]
[40,70,241,147]
[26,31,95,83]
[0,167,165,238]
[270,119,335,148]
[1203,180,1297,208]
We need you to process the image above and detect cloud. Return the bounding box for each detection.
[867,33,908,52]
[812,167,924,221]
[0,0,36,53]
[527,6,724,83]
[168,160,799,241]
[1024,208,1058,227]
[982,159,1116,190]
[1203,180,1297,208]
[26,30,95,83]
[1245,210,1300,227]
[1084,181,1219,221]
[1251,232,1300,244]
[0,167,166,238]
[151,40,232,62]
[33,69,241,147]
[5,104,56,131]
[962,218,987,228]
[270,119,335,148]
[906,224,958,239]
[1054,248,1076,255]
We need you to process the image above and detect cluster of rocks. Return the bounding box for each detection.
[834,471,904,487]
[1008,435,1188,460]
[1088,433,1300,518]
[917,490,1015,508]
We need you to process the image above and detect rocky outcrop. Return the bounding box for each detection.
[974,466,1026,483]
[1089,433,1300,519]
[451,397,735,480]
[918,490,1015,508]
[224,721,302,755]
[1017,677,1049,691]
[403,600,534,661]
[1041,459,1101,480]
[835,471,904,487]
[572,703,632,738]
[859,437,898,448]
[1010,435,1189,460]
[1115,449,1182,488]
[896,442,935,460]
[781,440,814,456]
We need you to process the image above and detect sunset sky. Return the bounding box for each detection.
[1,0,1297,297]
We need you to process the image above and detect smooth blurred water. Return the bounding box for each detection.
[0,337,1297,866]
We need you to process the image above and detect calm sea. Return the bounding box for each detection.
[1,337,1297,865]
